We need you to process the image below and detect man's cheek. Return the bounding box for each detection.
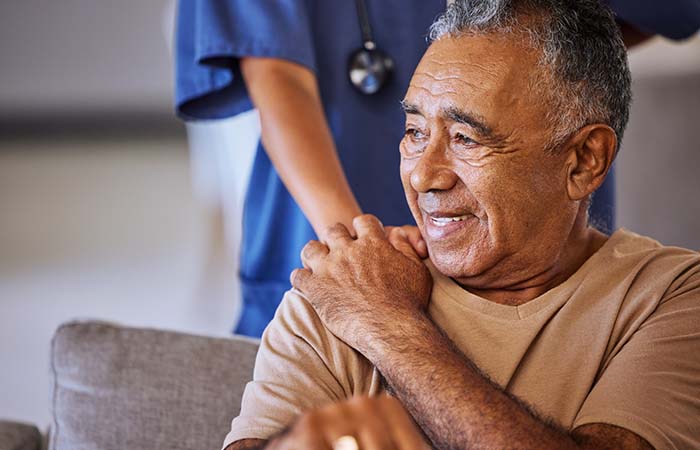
[399,159,414,182]
[405,195,423,228]
[399,163,420,208]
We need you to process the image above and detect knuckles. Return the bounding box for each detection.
[353,213,382,228]
[282,395,426,450]
[289,268,308,288]
[347,394,373,409]
[294,409,323,432]
[324,222,352,240]
[300,240,326,262]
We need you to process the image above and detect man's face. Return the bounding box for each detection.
[401,34,579,287]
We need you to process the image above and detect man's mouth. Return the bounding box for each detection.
[422,210,477,240]
[429,214,472,227]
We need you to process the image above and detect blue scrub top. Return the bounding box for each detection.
[175,0,698,338]
[607,0,700,40]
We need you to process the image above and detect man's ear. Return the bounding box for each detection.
[563,124,617,201]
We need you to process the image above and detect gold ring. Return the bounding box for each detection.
[332,435,359,450]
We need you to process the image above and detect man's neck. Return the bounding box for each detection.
[457,219,609,307]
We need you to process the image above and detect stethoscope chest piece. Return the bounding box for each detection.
[348,0,395,95]
[348,42,394,95]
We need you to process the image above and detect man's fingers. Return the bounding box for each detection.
[324,397,395,450]
[290,268,312,292]
[378,395,431,450]
[346,396,396,450]
[353,400,398,450]
[324,223,354,249]
[317,401,355,450]
[301,240,329,269]
[401,226,428,259]
[287,412,334,450]
[388,228,420,261]
[287,396,426,450]
[353,214,385,240]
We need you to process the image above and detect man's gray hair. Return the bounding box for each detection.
[429,0,632,153]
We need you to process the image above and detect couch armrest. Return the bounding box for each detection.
[49,320,259,450]
[0,421,42,450]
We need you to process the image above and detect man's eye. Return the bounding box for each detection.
[401,128,427,159]
[455,133,476,145]
[405,128,426,140]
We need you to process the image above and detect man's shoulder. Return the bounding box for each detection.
[606,228,700,286]
[272,289,366,357]
[260,288,381,396]
[597,229,700,323]
[272,288,326,335]
[609,228,697,256]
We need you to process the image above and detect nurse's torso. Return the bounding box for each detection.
[237,0,445,336]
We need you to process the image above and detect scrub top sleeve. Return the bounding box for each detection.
[175,0,318,120]
[607,0,700,40]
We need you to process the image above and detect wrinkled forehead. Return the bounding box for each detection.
[406,34,541,117]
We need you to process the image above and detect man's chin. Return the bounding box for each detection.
[428,248,479,280]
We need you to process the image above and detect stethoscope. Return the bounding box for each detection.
[347,0,395,95]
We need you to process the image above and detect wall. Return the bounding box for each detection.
[0,0,175,119]
[619,36,700,249]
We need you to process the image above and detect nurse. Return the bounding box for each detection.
[175,0,699,338]
[176,0,446,337]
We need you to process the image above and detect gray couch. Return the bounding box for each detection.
[0,321,259,450]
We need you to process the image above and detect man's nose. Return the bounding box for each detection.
[409,142,459,193]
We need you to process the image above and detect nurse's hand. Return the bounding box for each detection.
[384,225,428,259]
[291,214,433,358]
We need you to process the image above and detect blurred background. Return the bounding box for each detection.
[1,0,699,431]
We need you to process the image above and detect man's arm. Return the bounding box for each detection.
[240,57,362,239]
[292,215,655,450]
[369,312,653,450]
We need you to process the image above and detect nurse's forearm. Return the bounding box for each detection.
[241,57,362,239]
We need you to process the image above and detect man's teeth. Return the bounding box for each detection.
[430,215,469,226]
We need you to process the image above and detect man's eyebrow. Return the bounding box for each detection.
[444,107,493,137]
[401,101,495,138]
[400,100,421,115]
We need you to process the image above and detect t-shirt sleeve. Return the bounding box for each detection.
[573,268,700,450]
[222,289,378,448]
[175,0,318,120]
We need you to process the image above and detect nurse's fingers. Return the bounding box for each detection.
[353,214,385,240]
[399,225,428,259]
[387,228,420,261]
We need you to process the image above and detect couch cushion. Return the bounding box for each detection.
[49,321,259,450]
[0,421,42,450]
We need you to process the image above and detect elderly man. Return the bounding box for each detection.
[223,0,700,449]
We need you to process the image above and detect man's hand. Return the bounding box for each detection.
[267,395,430,450]
[290,214,433,355]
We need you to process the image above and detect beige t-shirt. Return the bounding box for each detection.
[224,229,700,449]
